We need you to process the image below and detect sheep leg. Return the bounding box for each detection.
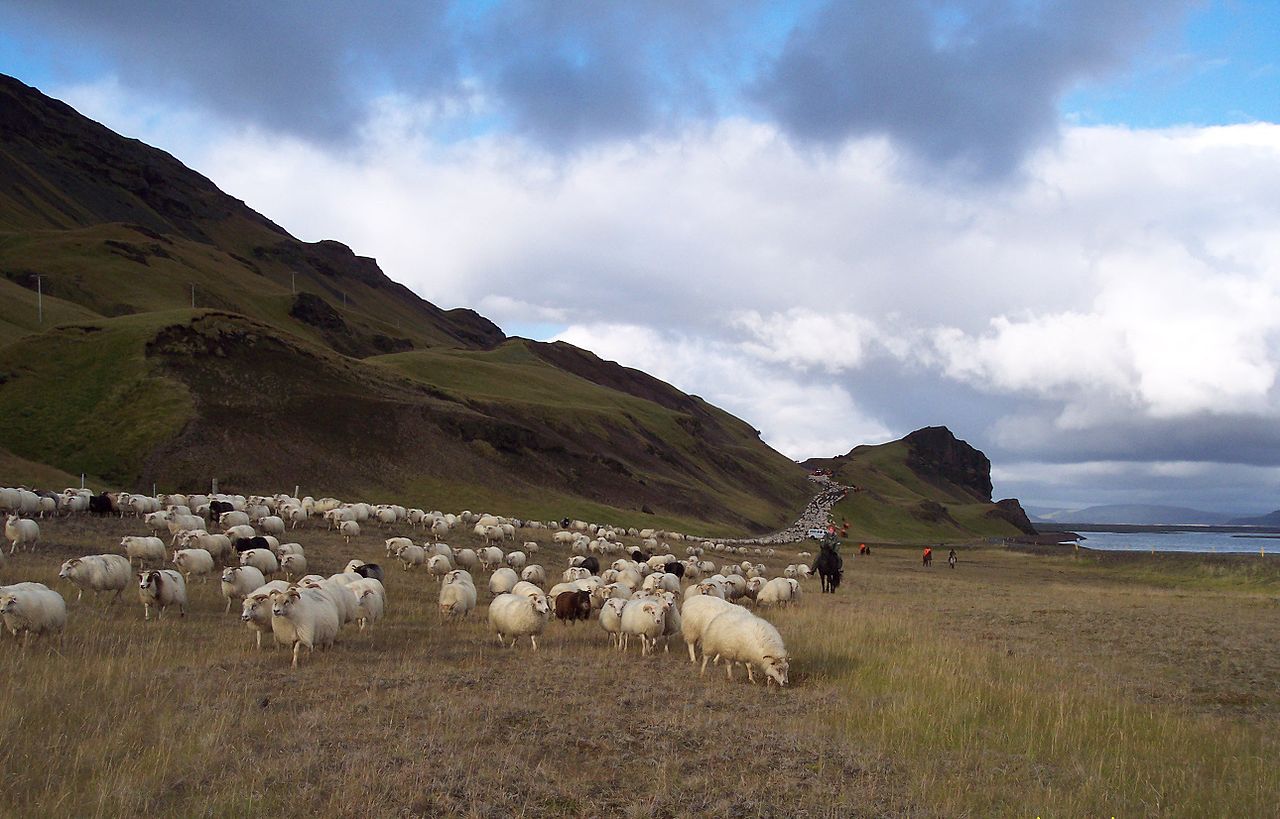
[76,589,83,603]
[530,635,538,651]
[746,664,757,685]
[255,631,262,650]
[725,662,733,682]
[687,641,697,663]
[225,598,232,614]
[291,641,301,668]
[700,655,709,677]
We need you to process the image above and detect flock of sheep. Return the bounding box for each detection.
[0,486,815,686]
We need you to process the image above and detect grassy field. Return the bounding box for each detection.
[0,516,1276,817]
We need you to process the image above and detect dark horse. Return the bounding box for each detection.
[812,539,843,594]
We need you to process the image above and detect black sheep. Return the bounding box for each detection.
[630,549,650,563]
[578,556,600,575]
[234,536,271,553]
[353,563,385,582]
[664,561,685,579]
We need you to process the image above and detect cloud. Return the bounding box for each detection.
[27,78,1280,508]
[4,0,1188,171]
[753,0,1192,176]
[551,323,891,459]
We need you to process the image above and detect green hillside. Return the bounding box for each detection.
[0,73,814,534]
[806,427,1037,543]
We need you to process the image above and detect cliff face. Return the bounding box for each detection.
[902,426,994,502]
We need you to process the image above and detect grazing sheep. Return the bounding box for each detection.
[225,524,256,542]
[599,597,628,648]
[438,577,477,620]
[443,569,474,587]
[240,548,279,576]
[299,578,360,627]
[138,570,188,621]
[350,563,386,582]
[520,564,546,586]
[221,565,267,613]
[489,567,519,597]
[430,518,450,541]
[454,548,478,570]
[270,587,342,668]
[0,583,66,645]
[699,608,789,687]
[240,581,291,649]
[179,531,234,564]
[505,550,527,570]
[426,553,453,582]
[120,536,166,568]
[275,542,305,558]
[554,589,592,624]
[427,542,453,559]
[757,577,795,608]
[5,515,39,554]
[477,546,504,571]
[521,540,540,554]
[488,592,551,649]
[339,520,360,542]
[172,548,216,583]
[395,543,427,571]
[219,510,251,529]
[510,581,546,601]
[347,578,386,632]
[680,594,738,663]
[620,598,667,655]
[280,553,308,580]
[384,536,413,557]
[58,555,132,603]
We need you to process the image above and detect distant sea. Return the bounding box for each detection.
[1076,528,1279,555]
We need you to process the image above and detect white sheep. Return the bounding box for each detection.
[172,548,215,583]
[0,583,66,645]
[521,540,540,554]
[454,547,478,570]
[299,577,360,626]
[757,577,794,608]
[119,536,165,568]
[239,581,290,648]
[430,518,450,541]
[488,592,551,649]
[179,531,233,564]
[275,542,305,558]
[240,548,279,576]
[489,567,519,597]
[438,578,477,620]
[280,553,308,580]
[385,536,413,557]
[505,550,527,570]
[58,554,132,603]
[426,553,453,581]
[395,543,426,571]
[221,565,267,613]
[680,594,737,663]
[477,546,504,571]
[620,597,667,655]
[138,569,188,621]
[5,515,39,554]
[270,586,341,668]
[599,597,628,649]
[520,564,546,586]
[347,577,386,632]
[339,520,360,542]
[699,608,789,687]
[224,524,255,542]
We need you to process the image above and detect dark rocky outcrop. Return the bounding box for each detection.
[987,499,1038,535]
[903,426,993,502]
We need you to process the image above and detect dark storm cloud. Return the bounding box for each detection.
[4,1,1186,168]
[2,1,459,139]
[753,0,1191,176]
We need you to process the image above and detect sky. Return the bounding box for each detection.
[2,1,1280,514]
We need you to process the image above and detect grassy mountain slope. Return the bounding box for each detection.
[0,73,814,533]
[0,308,809,534]
[0,73,502,356]
[804,427,1036,543]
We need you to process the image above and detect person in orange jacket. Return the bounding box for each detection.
[922,547,933,567]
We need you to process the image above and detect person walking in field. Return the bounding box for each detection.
[922,547,932,567]
[948,548,957,569]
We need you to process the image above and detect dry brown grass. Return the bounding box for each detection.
[1,518,1277,817]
